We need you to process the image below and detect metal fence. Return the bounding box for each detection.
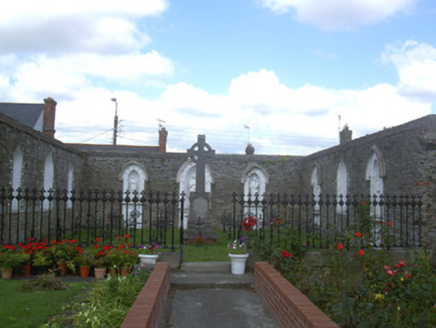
[1,188,423,250]
[0,187,185,250]
[231,193,422,249]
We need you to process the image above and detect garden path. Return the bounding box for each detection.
[160,262,279,328]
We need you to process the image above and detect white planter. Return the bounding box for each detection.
[138,254,159,267]
[229,253,249,275]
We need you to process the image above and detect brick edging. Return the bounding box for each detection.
[254,262,339,328]
[122,262,170,328]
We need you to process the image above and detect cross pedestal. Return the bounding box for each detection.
[185,135,217,242]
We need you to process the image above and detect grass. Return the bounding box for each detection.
[0,279,91,328]
[182,230,232,262]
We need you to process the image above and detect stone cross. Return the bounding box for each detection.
[187,135,215,193]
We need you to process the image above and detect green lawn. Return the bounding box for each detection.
[0,280,90,328]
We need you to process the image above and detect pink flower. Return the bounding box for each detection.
[394,260,406,269]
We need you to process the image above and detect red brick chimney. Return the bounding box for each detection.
[158,127,168,153]
[43,97,57,138]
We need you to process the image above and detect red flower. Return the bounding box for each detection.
[277,218,282,224]
[94,238,101,242]
[336,243,344,251]
[103,246,111,251]
[94,244,100,248]
[355,232,362,238]
[242,216,257,231]
[386,269,395,276]
[62,239,67,243]
[281,250,292,258]
[125,234,130,239]
[78,249,84,253]
[98,251,104,257]
[116,235,120,239]
[29,238,35,242]
[358,249,364,256]
[68,239,77,244]
[387,221,393,227]
[394,260,406,269]
[124,250,129,254]
[360,201,366,206]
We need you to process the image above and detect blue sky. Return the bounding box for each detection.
[1,0,436,155]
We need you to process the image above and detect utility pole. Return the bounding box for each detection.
[111,98,118,146]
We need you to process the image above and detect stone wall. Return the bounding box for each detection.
[301,115,436,246]
[2,110,436,245]
[0,113,84,190]
[80,150,303,227]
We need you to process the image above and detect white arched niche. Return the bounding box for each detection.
[311,167,321,225]
[120,163,148,227]
[176,160,213,230]
[241,165,268,226]
[43,153,54,210]
[12,147,23,212]
[366,150,385,220]
[67,165,74,209]
[336,160,348,214]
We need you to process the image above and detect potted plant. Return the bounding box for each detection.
[138,243,160,267]
[0,245,22,279]
[51,239,77,275]
[228,216,257,275]
[106,248,121,276]
[228,237,249,275]
[74,248,93,277]
[118,249,138,276]
[32,246,54,275]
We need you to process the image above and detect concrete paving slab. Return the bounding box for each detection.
[164,288,279,328]
[170,272,254,289]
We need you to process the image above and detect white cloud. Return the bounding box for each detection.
[0,0,167,54]
[259,0,417,30]
[381,41,436,102]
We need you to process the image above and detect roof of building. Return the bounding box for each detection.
[0,102,43,129]
[67,143,161,153]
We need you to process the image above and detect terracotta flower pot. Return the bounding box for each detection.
[58,262,68,276]
[108,268,117,277]
[1,268,12,279]
[120,267,131,276]
[94,267,106,280]
[80,266,90,277]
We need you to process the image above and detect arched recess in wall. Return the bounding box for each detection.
[311,166,321,225]
[365,146,385,221]
[12,147,23,212]
[119,162,148,227]
[336,160,348,213]
[43,153,54,210]
[241,164,268,226]
[67,165,74,209]
[176,159,213,229]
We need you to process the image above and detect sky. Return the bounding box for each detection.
[1,0,436,155]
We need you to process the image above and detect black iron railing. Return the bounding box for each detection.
[0,187,185,250]
[232,193,422,249]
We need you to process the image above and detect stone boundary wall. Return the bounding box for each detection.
[0,112,84,189]
[121,262,170,328]
[254,262,339,328]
